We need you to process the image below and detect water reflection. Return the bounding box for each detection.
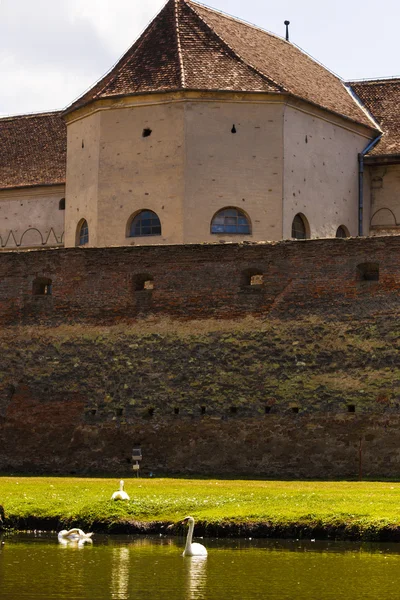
[58,537,93,549]
[4,534,400,600]
[185,556,207,600]
[111,547,130,600]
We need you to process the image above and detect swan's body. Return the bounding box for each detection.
[182,517,207,557]
[58,528,93,545]
[111,480,130,501]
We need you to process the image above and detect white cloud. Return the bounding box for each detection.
[0,0,164,116]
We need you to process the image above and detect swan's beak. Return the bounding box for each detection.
[181,518,189,524]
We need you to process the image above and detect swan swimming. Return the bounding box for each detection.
[111,480,130,501]
[57,528,93,546]
[182,516,207,557]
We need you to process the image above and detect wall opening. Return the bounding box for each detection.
[148,407,155,417]
[133,273,154,291]
[265,406,271,414]
[231,125,237,133]
[32,277,52,296]
[142,128,152,138]
[230,406,238,414]
[174,407,180,415]
[59,198,65,210]
[116,408,124,417]
[76,219,89,246]
[241,269,264,290]
[200,406,206,415]
[336,225,349,238]
[357,263,379,282]
[128,210,161,237]
[292,213,310,240]
[211,207,251,235]
[348,404,356,413]
[291,406,299,414]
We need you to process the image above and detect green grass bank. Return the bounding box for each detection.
[2,477,400,541]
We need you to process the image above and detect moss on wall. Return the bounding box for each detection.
[1,315,399,420]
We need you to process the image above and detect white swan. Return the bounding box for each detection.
[182,516,207,557]
[58,528,93,545]
[111,480,130,501]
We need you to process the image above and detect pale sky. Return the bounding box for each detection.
[1,0,399,117]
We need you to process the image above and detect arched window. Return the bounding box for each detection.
[59,198,65,210]
[291,213,309,240]
[77,220,89,246]
[336,225,349,238]
[129,210,161,237]
[211,208,251,234]
[32,277,52,296]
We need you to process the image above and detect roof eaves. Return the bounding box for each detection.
[0,181,66,192]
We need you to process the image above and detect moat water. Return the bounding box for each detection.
[1,533,400,599]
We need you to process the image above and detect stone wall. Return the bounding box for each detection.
[1,236,400,477]
[0,314,399,477]
[0,235,399,326]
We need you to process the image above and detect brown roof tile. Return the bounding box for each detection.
[64,0,375,129]
[0,112,66,190]
[350,79,400,156]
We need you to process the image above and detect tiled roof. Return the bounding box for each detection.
[64,0,376,129]
[0,112,66,190]
[350,79,400,156]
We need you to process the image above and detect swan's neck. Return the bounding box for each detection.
[120,481,124,491]
[184,520,195,552]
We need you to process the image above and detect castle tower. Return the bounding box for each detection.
[62,0,379,248]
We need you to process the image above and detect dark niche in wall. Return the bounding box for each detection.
[357,262,379,282]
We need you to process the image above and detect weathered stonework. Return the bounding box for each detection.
[0,299,399,477]
[0,236,399,326]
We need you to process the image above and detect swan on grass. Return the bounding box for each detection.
[111,480,130,501]
[58,528,93,546]
[182,516,207,557]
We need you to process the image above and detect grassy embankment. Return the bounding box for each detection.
[2,477,400,541]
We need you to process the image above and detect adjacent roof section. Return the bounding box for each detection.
[64,0,376,129]
[0,112,66,190]
[350,79,400,156]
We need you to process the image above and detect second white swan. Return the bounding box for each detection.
[111,480,130,501]
[182,516,207,557]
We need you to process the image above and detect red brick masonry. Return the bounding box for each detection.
[0,236,398,325]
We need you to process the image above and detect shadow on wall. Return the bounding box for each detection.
[0,227,63,249]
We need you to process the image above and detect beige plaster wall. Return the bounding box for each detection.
[96,102,185,247]
[183,100,284,243]
[368,164,400,234]
[283,103,374,239]
[64,112,101,247]
[0,185,65,249]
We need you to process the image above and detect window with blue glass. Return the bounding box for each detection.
[78,220,89,246]
[211,208,251,235]
[129,210,161,237]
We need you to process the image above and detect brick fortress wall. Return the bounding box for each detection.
[1,236,400,477]
[0,235,399,325]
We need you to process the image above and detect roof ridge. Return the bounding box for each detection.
[185,0,286,93]
[349,76,400,85]
[0,110,62,122]
[175,0,186,87]
[344,84,382,132]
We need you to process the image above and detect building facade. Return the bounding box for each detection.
[0,0,399,250]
